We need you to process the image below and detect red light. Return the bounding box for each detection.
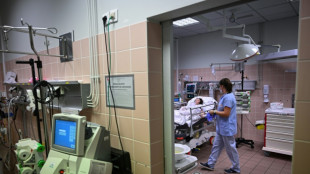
[59,170,64,174]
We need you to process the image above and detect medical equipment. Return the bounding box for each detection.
[235,91,251,113]
[185,83,197,99]
[15,138,45,174]
[263,85,269,103]
[175,144,197,174]
[174,96,217,149]
[41,113,113,174]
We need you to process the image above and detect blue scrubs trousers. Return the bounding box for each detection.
[207,133,240,172]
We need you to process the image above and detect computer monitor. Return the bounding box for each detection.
[51,113,86,156]
[186,83,197,93]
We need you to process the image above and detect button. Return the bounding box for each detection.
[59,169,64,174]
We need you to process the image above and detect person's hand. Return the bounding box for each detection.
[209,110,216,115]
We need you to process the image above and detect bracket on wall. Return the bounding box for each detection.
[59,32,73,62]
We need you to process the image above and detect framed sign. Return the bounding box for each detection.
[105,75,135,109]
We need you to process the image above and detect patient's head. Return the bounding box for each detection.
[195,98,203,105]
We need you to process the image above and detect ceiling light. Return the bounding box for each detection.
[231,44,260,61]
[173,17,199,27]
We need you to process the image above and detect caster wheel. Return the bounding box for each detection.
[264,151,270,157]
[251,145,254,149]
[209,136,215,145]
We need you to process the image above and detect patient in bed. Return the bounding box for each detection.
[175,98,206,126]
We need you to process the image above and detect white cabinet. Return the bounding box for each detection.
[262,108,295,156]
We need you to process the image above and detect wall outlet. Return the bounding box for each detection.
[102,9,118,25]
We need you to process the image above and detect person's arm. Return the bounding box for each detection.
[209,107,231,118]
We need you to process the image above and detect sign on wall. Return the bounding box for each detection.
[105,75,135,109]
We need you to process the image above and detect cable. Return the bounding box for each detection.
[13,120,21,140]
[33,80,55,104]
[103,16,124,153]
[245,114,256,127]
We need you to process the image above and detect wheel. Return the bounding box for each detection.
[251,145,254,149]
[236,144,239,148]
[264,151,270,157]
[209,136,215,145]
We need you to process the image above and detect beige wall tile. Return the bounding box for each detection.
[51,63,59,78]
[102,30,115,53]
[58,63,66,79]
[135,163,150,174]
[130,22,147,49]
[116,108,132,117]
[82,58,90,76]
[134,141,150,165]
[149,96,163,120]
[116,50,131,73]
[119,117,133,139]
[292,141,310,174]
[151,162,164,174]
[147,22,162,48]
[298,18,310,60]
[65,61,74,77]
[109,116,118,135]
[73,40,81,59]
[150,141,163,165]
[134,73,148,96]
[133,96,149,120]
[148,73,162,96]
[150,119,163,143]
[296,61,310,101]
[74,59,82,76]
[300,0,310,18]
[148,48,162,73]
[131,161,135,174]
[133,119,150,143]
[116,27,130,51]
[103,53,116,74]
[131,48,148,72]
[121,138,134,158]
[81,38,90,58]
[110,134,120,149]
[294,102,310,141]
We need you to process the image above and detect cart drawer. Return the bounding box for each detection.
[266,124,294,134]
[267,114,295,121]
[267,117,295,124]
[266,131,294,141]
[266,137,293,152]
[267,120,294,127]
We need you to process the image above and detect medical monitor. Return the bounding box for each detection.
[51,113,86,156]
[186,83,197,93]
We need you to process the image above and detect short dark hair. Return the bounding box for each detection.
[219,78,232,93]
[197,98,203,104]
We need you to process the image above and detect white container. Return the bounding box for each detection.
[175,144,190,161]
[266,137,293,152]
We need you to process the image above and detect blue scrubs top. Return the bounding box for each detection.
[215,93,237,136]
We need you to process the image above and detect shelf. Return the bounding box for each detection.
[4,80,85,86]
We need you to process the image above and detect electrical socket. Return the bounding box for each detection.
[102,9,118,25]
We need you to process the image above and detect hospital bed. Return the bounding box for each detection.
[174,96,217,149]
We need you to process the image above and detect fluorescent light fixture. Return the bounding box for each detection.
[173,17,199,27]
[231,44,260,61]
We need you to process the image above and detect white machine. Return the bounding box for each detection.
[175,144,197,174]
[41,113,113,174]
[15,139,45,174]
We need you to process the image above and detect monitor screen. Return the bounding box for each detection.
[186,84,196,93]
[54,120,77,149]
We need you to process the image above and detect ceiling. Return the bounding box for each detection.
[173,0,300,38]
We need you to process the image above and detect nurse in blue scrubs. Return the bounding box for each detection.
[200,78,240,174]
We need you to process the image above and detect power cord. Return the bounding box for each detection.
[103,16,124,153]
[33,80,55,104]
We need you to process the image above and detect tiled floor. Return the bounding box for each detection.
[189,141,292,174]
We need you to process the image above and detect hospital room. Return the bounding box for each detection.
[0,0,309,174]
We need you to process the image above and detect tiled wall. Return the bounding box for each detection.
[175,61,297,142]
[2,21,163,174]
[292,0,310,173]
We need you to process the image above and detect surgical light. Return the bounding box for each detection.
[173,17,199,27]
[231,44,260,61]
